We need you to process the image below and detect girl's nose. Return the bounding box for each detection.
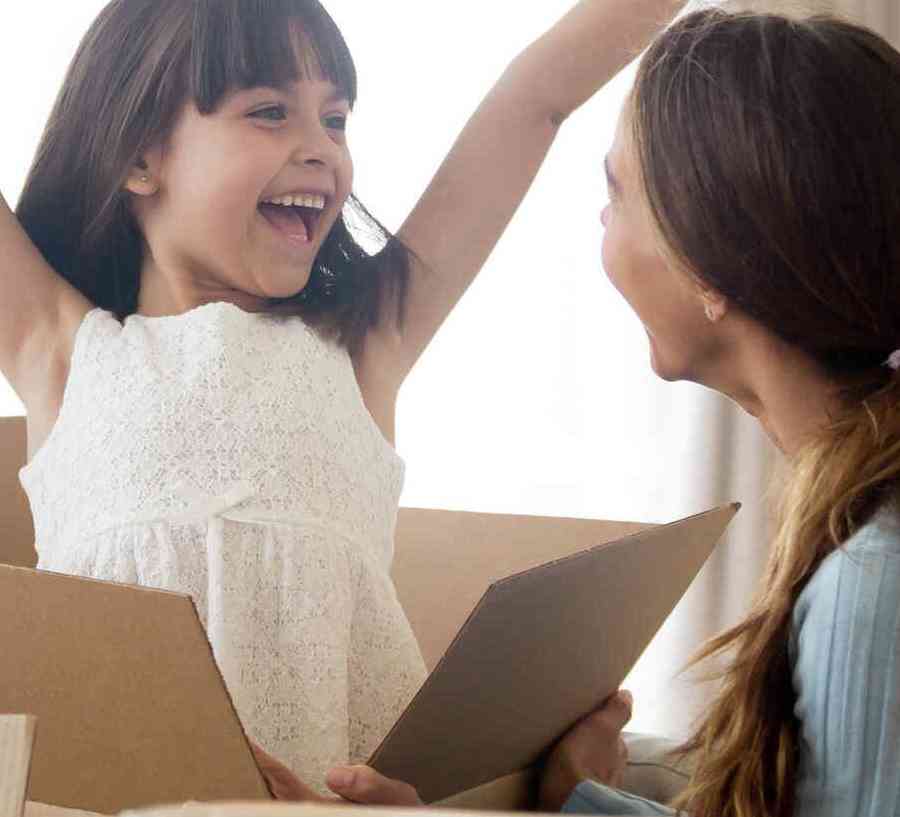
[601,204,611,228]
[289,126,340,168]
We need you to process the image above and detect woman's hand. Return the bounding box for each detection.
[251,742,423,806]
[538,690,633,812]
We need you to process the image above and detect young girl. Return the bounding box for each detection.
[0,0,685,794]
[301,6,900,815]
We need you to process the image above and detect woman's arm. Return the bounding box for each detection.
[357,0,686,392]
[0,191,92,414]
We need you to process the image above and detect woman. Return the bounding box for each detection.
[265,8,900,817]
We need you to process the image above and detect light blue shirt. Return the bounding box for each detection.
[563,503,900,816]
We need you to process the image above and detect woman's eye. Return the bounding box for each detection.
[324,114,348,131]
[250,105,288,122]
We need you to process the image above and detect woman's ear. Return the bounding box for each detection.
[124,153,160,197]
[698,287,728,324]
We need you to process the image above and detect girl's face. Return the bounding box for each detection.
[136,72,353,311]
[600,109,720,383]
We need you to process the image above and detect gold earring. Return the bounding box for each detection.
[704,303,716,322]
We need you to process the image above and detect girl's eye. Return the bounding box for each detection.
[250,105,288,122]
[324,114,348,132]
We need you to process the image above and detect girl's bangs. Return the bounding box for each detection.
[190,0,357,113]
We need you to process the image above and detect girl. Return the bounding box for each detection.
[0,0,685,794]
[304,6,900,816]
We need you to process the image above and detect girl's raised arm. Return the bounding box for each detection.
[358,0,685,388]
[0,191,92,417]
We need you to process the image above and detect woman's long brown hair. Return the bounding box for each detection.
[630,10,900,817]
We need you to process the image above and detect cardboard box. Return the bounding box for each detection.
[0,417,35,570]
[0,416,735,812]
[0,565,272,814]
[377,505,737,807]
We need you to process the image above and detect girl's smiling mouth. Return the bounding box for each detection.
[258,192,328,245]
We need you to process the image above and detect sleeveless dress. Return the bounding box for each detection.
[19,302,427,790]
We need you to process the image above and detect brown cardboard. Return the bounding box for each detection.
[392,510,651,672]
[129,805,524,817]
[436,770,538,812]
[0,565,271,814]
[0,417,36,569]
[372,504,739,805]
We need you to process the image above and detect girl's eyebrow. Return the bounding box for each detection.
[229,83,349,106]
[264,82,350,105]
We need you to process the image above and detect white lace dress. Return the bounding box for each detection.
[19,302,427,789]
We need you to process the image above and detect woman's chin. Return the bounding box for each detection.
[647,335,680,383]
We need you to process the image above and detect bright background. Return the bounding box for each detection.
[0,2,776,738]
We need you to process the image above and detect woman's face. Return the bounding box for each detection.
[134,66,354,312]
[601,108,719,383]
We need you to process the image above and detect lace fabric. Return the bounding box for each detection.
[20,302,427,790]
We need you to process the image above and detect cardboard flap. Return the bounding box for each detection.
[393,509,652,671]
[372,504,739,803]
[0,416,36,569]
[0,566,270,815]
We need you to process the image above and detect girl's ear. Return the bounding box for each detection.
[124,153,161,196]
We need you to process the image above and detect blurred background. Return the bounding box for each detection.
[1,0,895,739]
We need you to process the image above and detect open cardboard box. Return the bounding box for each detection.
[0,417,733,813]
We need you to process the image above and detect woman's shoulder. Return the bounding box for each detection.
[794,499,900,635]
[824,500,900,575]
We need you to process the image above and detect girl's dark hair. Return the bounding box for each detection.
[630,9,900,817]
[16,0,411,353]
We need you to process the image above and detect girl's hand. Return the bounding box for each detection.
[251,742,327,801]
[538,690,633,812]
[325,766,424,806]
[251,742,423,806]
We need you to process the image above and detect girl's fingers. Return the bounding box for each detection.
[251,742,324,801]
[326,765,423,806]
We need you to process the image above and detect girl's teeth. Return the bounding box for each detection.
[263,194,326,210]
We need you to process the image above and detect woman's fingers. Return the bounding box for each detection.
[537,689,635,810]
[586,689,634,734]
[326,765,424,806]
[612,736,629,789]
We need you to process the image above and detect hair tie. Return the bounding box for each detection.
[886,350,900,371]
